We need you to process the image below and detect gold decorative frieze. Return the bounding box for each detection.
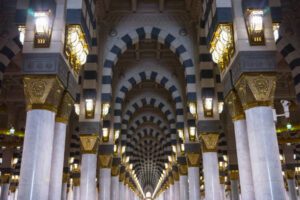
[186,153,200,167]
[56,92,74,123]
[99,154,113,168]
[225,90,245,121]
[236,73,276,110]
[23,76,64,113]
[179,165,188,175]
[200,133,219,152]
[79,135,99,154]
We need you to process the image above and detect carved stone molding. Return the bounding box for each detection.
[179,164,188,175]
[99,154,113,168]
[200,133,219,152]
[186,153,200,167]
[235,73,276,110]
[56,92,74,123]
[79,135,99,154]
[23,76,64,113]
[225,90,245,121]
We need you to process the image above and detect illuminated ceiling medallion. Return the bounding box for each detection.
[210,24,234,73]
[65,25,89,74]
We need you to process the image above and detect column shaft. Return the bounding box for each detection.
[119,182,125,200]
[230,180,239,200]
[287,179,297,200]
[174,181,180,200]
[99,168,111,200]
[49,122,67,200]
[61,183,67,200]
[73,186,80,200]
[18,110,56,200]
[245,106,285,199]
[203,152,221,200]
[188,167,200,200]
[80,154,97,200]
[233,119,255,200]
[111,176,119,200]
[179,175,188,200]
[0,184,9,200]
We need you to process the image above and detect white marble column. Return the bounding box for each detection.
[80,154,97,200]
[233,119,255,200]
[287,178,297,200]
[99,168,111,200]
[125,186,130,200]
[203,152,221,200]
[119,182,125,200]
[179,175,189,200]
[111,176,119,200]
[234,119,255,200]
[18,110,56,200]
[61,183,67,200]
[188,167,200,200]
[230,179,239,200]
[49,122,67,200]
[73,186,80,200]
[0,184,9,200]
[245,106,285,199]
[220,183,226,200]
[174,181,180,200]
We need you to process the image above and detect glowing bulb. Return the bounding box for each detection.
[102,103,110,117]
[204,98,213,110]
[180,144,185,152]
[286,123,292,130]
[249,10,264,32]
[102,128,109,138]
[188,102,197,116]
[189,126,196,137]
[172,145,176,153]
[74,104,80,115]
[114,130,120,140]
[85,99,94,112]
[218,102,224,114]
[178,129,184,139]
[34,12,49,34]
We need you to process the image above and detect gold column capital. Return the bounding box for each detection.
[62,173,69,183]
[229,170,239,180]
[285,170,295,179]
[0,174,10,184]
[79,134,99,154]
[179,164,188,175]
[186,153,201,167]
[119,171,125,182]
[99,154,113,168]
[111,165,120,176]
[73,178,80,186]
[235,73,276,110]
[56,92,74,123]
[172,170,179,181]
[168,175,174,185]
[200,133,219,152]
[220,176,225,184]
[225,90,245,121]
[23,76,64,113]
[10,185,17,193]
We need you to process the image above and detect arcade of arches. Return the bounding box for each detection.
[1,0,300,200]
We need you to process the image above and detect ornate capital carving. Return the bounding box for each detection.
[0,174,10,184]
[62,173,69,183]
[186,153,200,167]
[229,170,239,180]
[56,92,74,123]
[111,165,120,176]
[79,135,99,154]
[286,170,295,179]
[200,133,219,152]
[220,176,225,184]
[99,154,113,168]
[236,73,276,110]
[172,170,179,181]
[119,172,125,182]
[225,90,245,121]
[23,76,64,112]
[73,178,80,186]
[179,165,188,175]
